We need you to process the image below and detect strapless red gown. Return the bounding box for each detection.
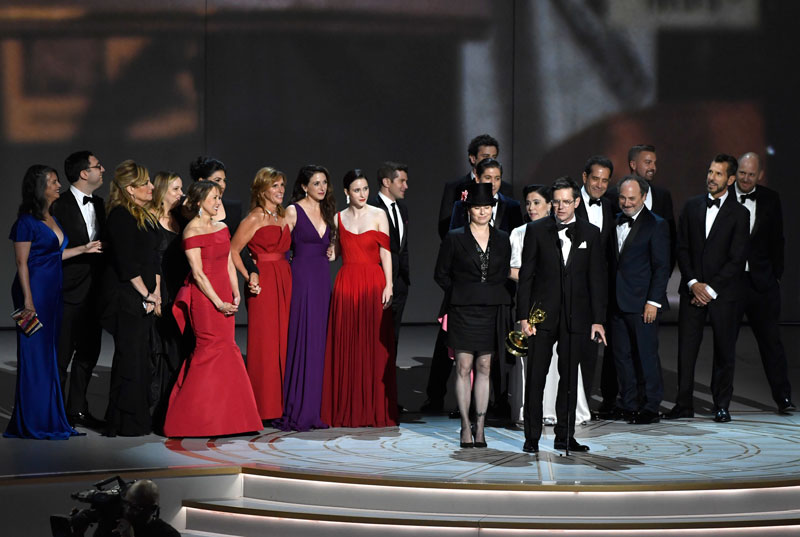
[246,224,291,419]
[321,214,397,427]
[164,228,262,437]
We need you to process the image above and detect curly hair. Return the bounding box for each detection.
[107,160,159,230]
[250,167,286,217]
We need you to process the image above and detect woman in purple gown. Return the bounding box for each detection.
[274,165,336,431]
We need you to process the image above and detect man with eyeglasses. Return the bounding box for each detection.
[517,176,607,453]
[52,150,106,430]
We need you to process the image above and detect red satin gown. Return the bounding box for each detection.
[164,228,262,437]
[246,224,291,419]
[321,214,398,427]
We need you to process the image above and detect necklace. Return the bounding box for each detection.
[264,207,278,222]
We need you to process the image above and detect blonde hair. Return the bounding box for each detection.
[149,171,181,219]
[107,160,159,230]
[250,167,286,217]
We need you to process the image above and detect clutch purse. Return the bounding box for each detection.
[11,307,43,336]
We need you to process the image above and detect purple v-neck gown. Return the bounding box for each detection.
[274,204,331,431]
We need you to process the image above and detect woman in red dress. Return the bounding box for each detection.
[321,169,397,428]
[231,167,292,422]
[163,180,262,437]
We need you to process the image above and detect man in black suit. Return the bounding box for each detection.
[517,177,607,453]
[609,176,671,424]
[665,154,749,423]
[575,155,616,413]
[52,150,106,428]
[368,162,410,348]
[733,152,794,413]
[437,134,513,240]
[449,158,523,233]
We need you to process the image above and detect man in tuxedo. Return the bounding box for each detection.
[665,154,749,423]
[449,158,523,232]
[52,150,106,428]
[517,177,607,453]
[437,134,513,240]
[609,176,671,424]
[575,155,616,414]
[368,162,410,348]
[733,152,794,413]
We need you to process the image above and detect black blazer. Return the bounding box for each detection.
[608,207,671,313]
[729,184,784,292]
[676,194,750,301]
[434,225,511,313]
[52,191,106,304]
[449,193,523,234]
[438,173,514,239]
[368,195,410,286]
[516,216,606,334]
[575,193,615,252]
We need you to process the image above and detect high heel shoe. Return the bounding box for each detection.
[460,428,474,448]
[473,426,487,448]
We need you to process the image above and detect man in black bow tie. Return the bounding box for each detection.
[732,152,794,414]
[517,177,606,453]
[665,154,749,423]
[52,150,107,429]
[609,176,671,424]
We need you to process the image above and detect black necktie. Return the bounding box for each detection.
[390,202,400,237]
[83,196,93,205]
[589,197,602,206]
[617,214,634,227]
[739,191,757,203]
[706,197,721,209]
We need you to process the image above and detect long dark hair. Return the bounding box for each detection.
[291,165,336,242]
[19,164,57,220]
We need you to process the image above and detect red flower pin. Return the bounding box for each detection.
[460,189,468,202]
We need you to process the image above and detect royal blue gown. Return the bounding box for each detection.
[5,214,80,439]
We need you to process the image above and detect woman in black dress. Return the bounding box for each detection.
[103,160,162,436]
[434,182,511,449]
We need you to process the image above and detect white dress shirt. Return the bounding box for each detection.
[580,186,604,232]
[687,191,729,299]
[557,216,575,266]
[378,191,403,243]
[509,223,527,269]
[70,185,98,240]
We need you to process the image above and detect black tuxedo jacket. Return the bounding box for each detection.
[516,217,606,334]
[434,225,511,312]
[729,184,784,292]
[676,194,750,302]
[438,173,514,239]
[368,195,410,286]
[576,194,615,252]
[608,207,671,313]
[52,191,106,304]
[449,193,523,234]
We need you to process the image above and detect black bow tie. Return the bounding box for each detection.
[82,196,93,205]
[739,191,757,203]
[557,221,575,241]
[588,197,602,206]
[617,214,634,227]
[706,197,721,209]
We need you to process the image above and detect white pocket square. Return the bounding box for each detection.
[579,241,587,249]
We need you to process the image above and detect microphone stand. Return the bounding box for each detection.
[558,232,571,457]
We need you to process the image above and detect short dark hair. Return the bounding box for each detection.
[64,151,94,184]
[628,144,657,163]
[19,165,58,220]
[522,183,551,203]
[467,134,499,157]
[618,174,650,196]
[189,156,226,182]
[713,153,738,178]
[343,168,368,191]
[583,155,614,177]
[475,158,502,178]
[377,161,408,189]
[185,180,221,217]
[551,176,580,199]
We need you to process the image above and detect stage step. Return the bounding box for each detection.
[181,468,800,536]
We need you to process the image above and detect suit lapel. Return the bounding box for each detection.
[67,193,91,243]
[494,196,506,229]
[457,227,482,273]
[706,195,733,243]
[374,196,400,246]
[619,208,648,256]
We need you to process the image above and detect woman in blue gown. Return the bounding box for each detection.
[5,165,102,439]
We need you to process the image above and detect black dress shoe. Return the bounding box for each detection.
[68,411,105,429]
[553,438,590,452]
[522,440,539,453]
[631,409,660,424]
[593,406,620,420]
[663,405,694,420]
[778,398,797,414]
[419,399,444,413]
[713,408,731,423]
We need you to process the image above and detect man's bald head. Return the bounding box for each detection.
[737,152,763,193]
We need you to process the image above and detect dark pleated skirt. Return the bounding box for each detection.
[447,304,498,353]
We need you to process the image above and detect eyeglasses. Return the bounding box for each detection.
[551,199,576,207]
[86,165,102,170]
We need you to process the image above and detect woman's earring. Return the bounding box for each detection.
[198,207,203,217]
[304,189,308,197]
[346,195,350,205]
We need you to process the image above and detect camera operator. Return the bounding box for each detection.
[112,480,179,537]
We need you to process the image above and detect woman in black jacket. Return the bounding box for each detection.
[434,182,511,449]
